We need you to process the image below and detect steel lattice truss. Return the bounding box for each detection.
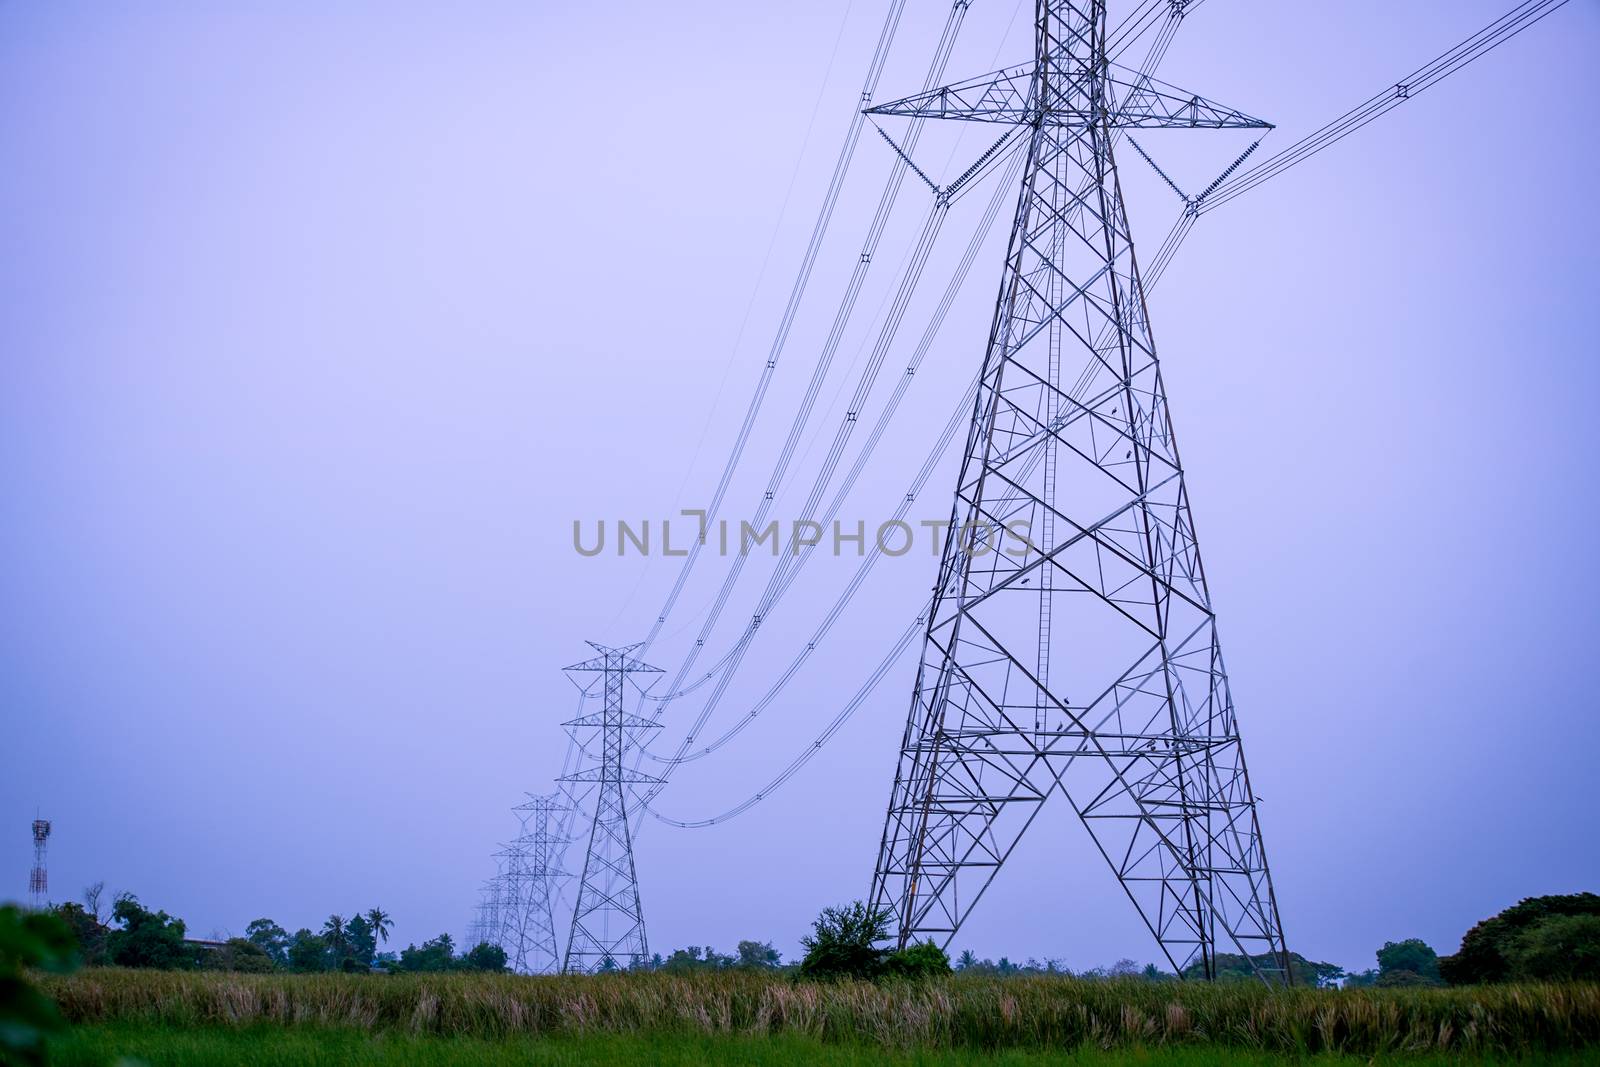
[867,59,1267,130]
[467,858,503,954]
[560,642,663,974]
[467,795,569,974]
[869,0,1291,984]
[498,794,569,974]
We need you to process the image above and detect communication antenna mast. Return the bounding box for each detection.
[29,817,51,911]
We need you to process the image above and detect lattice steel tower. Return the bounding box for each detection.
[560,642,663,973]
[498,793,569,974]
[29,818,51,911]
[467,869,503,953]
[867,0,1291,983]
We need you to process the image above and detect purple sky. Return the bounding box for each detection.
[3,0,1597,973]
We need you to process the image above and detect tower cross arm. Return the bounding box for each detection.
[866,60,1270,130]
[866,59,1038,124]
[563,640,666,675]
[561,710,664,730]
[1108,70,1272,129]
[559,766,664,785]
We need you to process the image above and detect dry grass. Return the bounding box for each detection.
[41,970,1600,1057]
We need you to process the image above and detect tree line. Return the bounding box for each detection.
[27,884,1600,985]
[47,884,508,974]
[662,894,1600,987]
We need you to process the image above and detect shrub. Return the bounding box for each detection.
[1375,968,1435,987]
[797,901,891,981]
[201,938,276,973]
[882,940,951,979]
[0,905,77,1067]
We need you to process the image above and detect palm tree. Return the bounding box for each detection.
[365,907,392,952]
[321,914,349,964]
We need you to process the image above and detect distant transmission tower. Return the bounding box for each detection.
[866,0,1291,983]
[560,642,663,973]
[467,872,500,951]
[498,794,568,974]
[29,818,51,911]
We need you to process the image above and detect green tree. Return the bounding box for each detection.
[1504,914,1600,982]
[245,918,290,967]
[1441,894,1600,985]
[321,915,350,967]
[364,907,393,953]
[51,902,107,966]
[398,933,457,973]
[881,940,951,979]
[797,901,891,981]
[460,941,509,972]
[661,946,708,973]
[955,949,979,971]
[660,945,734,972]
[736,939,781,970]
[286,929,330,973]
[106,895,192,969]
[346,914,376,967]
[1375,938,1442,986]
[0,905,78,1067]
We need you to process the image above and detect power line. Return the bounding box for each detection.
[1201,0,1572,212]
[636,0,1577,824]
[636,0,954,657]
[631,0,1207,772]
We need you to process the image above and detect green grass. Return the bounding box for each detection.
[38,969,1600,1061]
[47,1024,1599,1067]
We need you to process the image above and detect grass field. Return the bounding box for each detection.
[38,969,1600,1064]
[45,1025,1600,1066]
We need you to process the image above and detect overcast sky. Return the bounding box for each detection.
[3,0,1597,973]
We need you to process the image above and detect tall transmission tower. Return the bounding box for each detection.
[29,818,51,911]
[865,0,1291,983]
[560,642,663,973]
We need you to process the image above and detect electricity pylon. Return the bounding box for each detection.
[866,0,1292,983]
[498,793,569,974]
[467,873,500,952]
[560,642,663,973]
